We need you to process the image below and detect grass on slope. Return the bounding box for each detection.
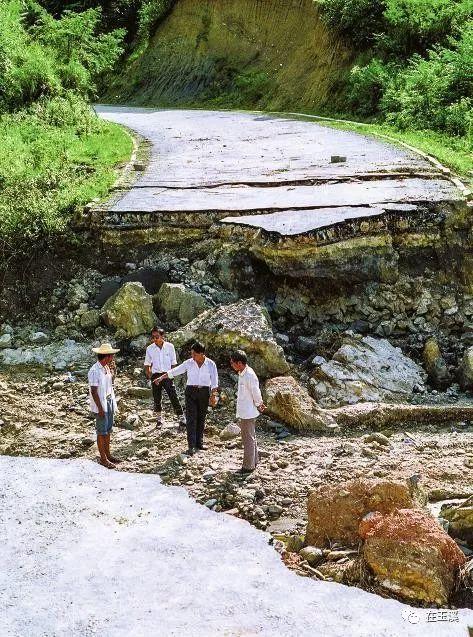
[0,105,133,251]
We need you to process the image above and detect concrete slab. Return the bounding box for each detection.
[107,178,460,214]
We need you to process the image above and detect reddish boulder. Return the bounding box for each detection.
[363,508,466,605]
[306,478,419,547]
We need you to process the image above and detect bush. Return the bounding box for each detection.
[0,0,125,112]
[0,1,131,253]
[315,0,386,48]
[346,58,396,116]
[381,22,473,135]
[382,0,473,55]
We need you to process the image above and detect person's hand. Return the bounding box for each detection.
[209,392,219,407]
[257,403,266,413]
[98,408,105,418]
[153,375,166,385]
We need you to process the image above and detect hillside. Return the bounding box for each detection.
[105,0,354,111]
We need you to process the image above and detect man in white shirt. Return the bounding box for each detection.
[230,350,266,474]
[88,343,120,470]
[144,327,185,428]
[154,341,219,456]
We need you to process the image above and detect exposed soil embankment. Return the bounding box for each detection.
[106,0,353,110]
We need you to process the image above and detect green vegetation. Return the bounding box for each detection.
[0,0,131,259]
[316,0,473,138]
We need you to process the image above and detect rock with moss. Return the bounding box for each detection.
[155,283,209,327]
[423,337,451,389]
[458,346,473,390]
[100,282,156,338]
[169,298,289,378]
[80,309,101,331]
[442,498,473,547]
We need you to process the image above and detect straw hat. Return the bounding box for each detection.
[92,343,120,355]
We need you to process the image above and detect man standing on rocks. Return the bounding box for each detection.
[88,343,120,469]
[144,327,186,429]
[154,341,219,456]
[230,350,265,474]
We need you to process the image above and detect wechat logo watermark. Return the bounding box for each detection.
[401,609,459,624]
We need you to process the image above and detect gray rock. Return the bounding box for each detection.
[127,386,152,399]
[267,504,283,518]
[310,334,426,407]
[170,298,289,378]
[1,324,14,334]
[299,546,324,565]
[80,310,101,331]
[295,336,317,355]
[31,332,49,345]
[130,335,150,353]
[220,424,241,441]
[0,339,92,370]
[0,333,12,349]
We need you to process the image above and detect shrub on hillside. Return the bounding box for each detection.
[382,0,473,56]
[0,0,125,112]
[346,58,396,116]
[315,0,386,48]
[381,23,473,135]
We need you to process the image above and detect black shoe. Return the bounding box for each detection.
[185,448,196,456]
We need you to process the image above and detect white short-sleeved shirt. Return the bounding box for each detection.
[144,342,177,373]
[236,365,263,419]
[168,357,219,390]
[88,361,117,414]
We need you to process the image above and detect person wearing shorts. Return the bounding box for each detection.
[88,343,120,469]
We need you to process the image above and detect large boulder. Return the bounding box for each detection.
[0,339,92,370]
[423,338,451,389]
[458,346,473,390]
[310,333,426,407]
[169,298,289,378]
[100,282,155,338]
[306,478,421,547]
[362,509,466,605]
[155,283,209,327]
[264,376,334,431]
[442,498,473,546]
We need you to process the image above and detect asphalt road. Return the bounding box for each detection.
[96,106,463,235]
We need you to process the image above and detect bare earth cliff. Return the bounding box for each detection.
[107,0,353,110]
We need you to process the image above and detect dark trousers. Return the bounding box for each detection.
[185,386,210,449]
[151,374,183,416]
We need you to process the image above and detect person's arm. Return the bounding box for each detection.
[155,360,187,384]
[90,386,105,418]
[210,361,219,392]
[249,375,266,412]
[170,343,178,368]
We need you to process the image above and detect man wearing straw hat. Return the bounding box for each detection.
[88,343,120,469]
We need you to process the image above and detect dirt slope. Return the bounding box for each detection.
[106,0,354,110]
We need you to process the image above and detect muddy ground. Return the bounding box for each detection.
[1,362,472,528]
